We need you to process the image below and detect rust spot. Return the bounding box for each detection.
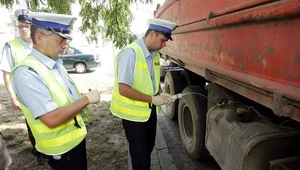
[285,69,296,79]
[255,49,263,62]
[227,48,234,56]
[210,55,215,61]
[205,35,212,52]
[239,63,246,71]
[275,69,280,77]
[239,17,247,22]
[249,55,256,62]
[247,14,253,20]
[235,47,243,60]
[205,43,211,52]
[253,33,258,41]
[265,45,275,55]
[295,55,300,63]
[211,34,223,55]
[248,34,259,48]
[217,44,223,55]
[211,34,220,42]
[247,40,253,48]
[190,43,201,57]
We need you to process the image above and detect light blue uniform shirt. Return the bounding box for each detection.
[12,48,80,119]
[0,37,32,73]
[117,38,157,94]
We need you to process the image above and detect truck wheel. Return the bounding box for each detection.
[164,71,187,120]
[178,86,210,160]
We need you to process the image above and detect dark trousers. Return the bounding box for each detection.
[25,119,44,158]
[122,106,157,170]
[48,139,87,170]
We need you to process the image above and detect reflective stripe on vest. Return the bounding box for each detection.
[8,38,27,66]
[110,42,161,122]
[11,56,87,155]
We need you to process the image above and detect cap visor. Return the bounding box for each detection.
[19,20,31,24]
[166,34,173,41]
[54,32,72,40]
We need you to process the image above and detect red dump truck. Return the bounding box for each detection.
[155,0,300,170]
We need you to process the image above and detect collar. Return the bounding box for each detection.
[30,48,62,69]
[17,37,32,49]
[136,38,157,59]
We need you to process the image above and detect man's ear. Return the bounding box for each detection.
[35,32,44,45]
[150,30,157,39]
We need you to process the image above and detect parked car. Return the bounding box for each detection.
[61,46,102,73]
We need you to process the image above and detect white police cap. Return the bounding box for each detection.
[31,12,77,40]
[148,18,177,41]
[14,9,32,23]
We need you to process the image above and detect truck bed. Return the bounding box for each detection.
[155,0,300,121]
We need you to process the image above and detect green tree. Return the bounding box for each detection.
[0,0,153,48]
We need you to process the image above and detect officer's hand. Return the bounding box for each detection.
[11,98,21,110]
[152,94,172,106]
[160,92,176,104]
[152,96,165,106]
[159,92,172,98]
[85,90,100,104]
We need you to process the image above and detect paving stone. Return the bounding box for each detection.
[151,159,160,165]
[158,151,177,170]
[179,153,189,162]
[128,122,176,170]
[156,125,168,150]
[157,115,221,170]
[151,155,159,160]
[151,164,162,170]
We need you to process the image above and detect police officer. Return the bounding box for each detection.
[110,18,177,170]
[0,9,32,110]
[11,12,100,170]
[0,9,46,165]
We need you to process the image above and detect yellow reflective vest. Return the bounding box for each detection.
[7,38,27,66]
[110,41,161,122]
[11,55,87,155]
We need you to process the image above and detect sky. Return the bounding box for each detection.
[70,0,167,46]
[130,0,166,38]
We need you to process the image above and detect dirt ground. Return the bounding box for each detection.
[0,69,128,170]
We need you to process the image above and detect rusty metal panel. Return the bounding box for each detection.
[156,0,276,27]
[165,17,300,92]
[177,0,275,25]
[155,0,179,23]
[156,0,300,120]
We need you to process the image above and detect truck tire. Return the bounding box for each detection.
[164,71,187,120]
[178,86,210,160]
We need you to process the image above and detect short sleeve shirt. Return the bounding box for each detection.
[117,38,157,93]
[0,37,32,73]
[12,48,80,119]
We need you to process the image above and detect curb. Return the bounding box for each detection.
[155,116,177,170]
